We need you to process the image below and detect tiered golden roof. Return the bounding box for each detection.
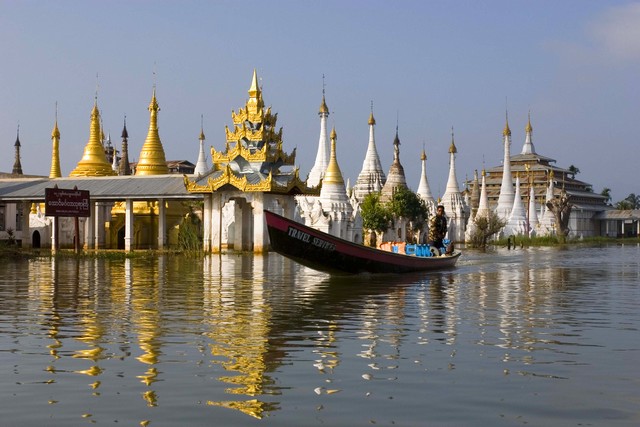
[69,99,117,177]
[135,89,169,175]
[186,70,313,195]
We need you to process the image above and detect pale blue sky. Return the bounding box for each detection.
[1,1,638,201]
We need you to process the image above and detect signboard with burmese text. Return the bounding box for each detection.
[45,187,91,217]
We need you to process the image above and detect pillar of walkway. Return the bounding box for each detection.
[85,202,95,250]
[124,198,134,252]
[157,198,166,249]
[94,202,107,249]
[202,194,212,252]
[210,193,222,253]
[233,200,243,250]
[252,192,267,253]
[20,202,31,248]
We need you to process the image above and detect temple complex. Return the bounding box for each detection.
[0,71,632,249]
[465,114,608,238]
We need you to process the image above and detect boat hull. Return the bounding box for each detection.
[265,210,460,274]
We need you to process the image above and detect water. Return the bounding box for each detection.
[1,245,639,426]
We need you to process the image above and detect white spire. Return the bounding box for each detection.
[539,173,556,234]
[307,83,330,188]
[496,114,514,219]
[440,128,466,243]
[416,149,436,211]
[521,111,536,155]
[528,184,539,234]
[503,175,527,236]
[442,131,461,197]
[476,169,490,218]
[194,116,209,176]
[353,105,386,201]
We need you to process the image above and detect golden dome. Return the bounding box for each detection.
[69,100,117,177]
[323,127,344,185]
[135,88,169,175]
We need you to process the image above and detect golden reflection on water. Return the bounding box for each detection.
[202,254,278,418]
[8,246,638,424]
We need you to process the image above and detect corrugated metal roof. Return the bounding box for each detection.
[593,209,640,220]
[0,175,200,201]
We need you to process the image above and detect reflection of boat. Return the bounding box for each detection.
[265,210,461,274]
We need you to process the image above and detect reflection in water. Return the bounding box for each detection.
[1,245,639,425]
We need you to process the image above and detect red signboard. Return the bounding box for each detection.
[45,187,91,217]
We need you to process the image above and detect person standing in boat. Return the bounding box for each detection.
[429,205,448,252]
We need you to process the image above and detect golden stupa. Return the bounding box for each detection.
[135,88,169,175]
[69,99,117,177]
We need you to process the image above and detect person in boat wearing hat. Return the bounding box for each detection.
[429,205,449,254]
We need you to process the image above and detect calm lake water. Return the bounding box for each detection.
[1,244,639,426]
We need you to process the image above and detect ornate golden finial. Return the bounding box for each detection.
[249,68,260,99]
[135,88,169,175]
[503,110,511,137]
[70,97,116,176]
[449,126,457,154]
[368,101,376,125]
[50,102,62,178]
[525,110,533,133]
[421,148,426,161]
[323,126,344,185]
[199,114,205,140]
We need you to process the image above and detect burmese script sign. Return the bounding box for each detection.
[45,187,91,217]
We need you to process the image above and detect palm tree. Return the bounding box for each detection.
[600,187,612,205]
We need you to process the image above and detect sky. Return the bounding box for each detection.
[1,0,638,202]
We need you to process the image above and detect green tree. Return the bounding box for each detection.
[615,193,639,210]
[568,165,580,178]
[600,187,612,205]
[360,193,391,246]
[468,211,506,249]
[388,187,430,242]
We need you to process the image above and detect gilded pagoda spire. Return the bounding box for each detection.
[70,98,116,177]
[135,88,169,175]
[323,127,344,185]
[503,110,512,137]
[49,105,62,178]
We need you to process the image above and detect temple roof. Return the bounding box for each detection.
[185,70,316,195]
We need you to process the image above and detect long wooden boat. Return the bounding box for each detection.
[265,210,461,274]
